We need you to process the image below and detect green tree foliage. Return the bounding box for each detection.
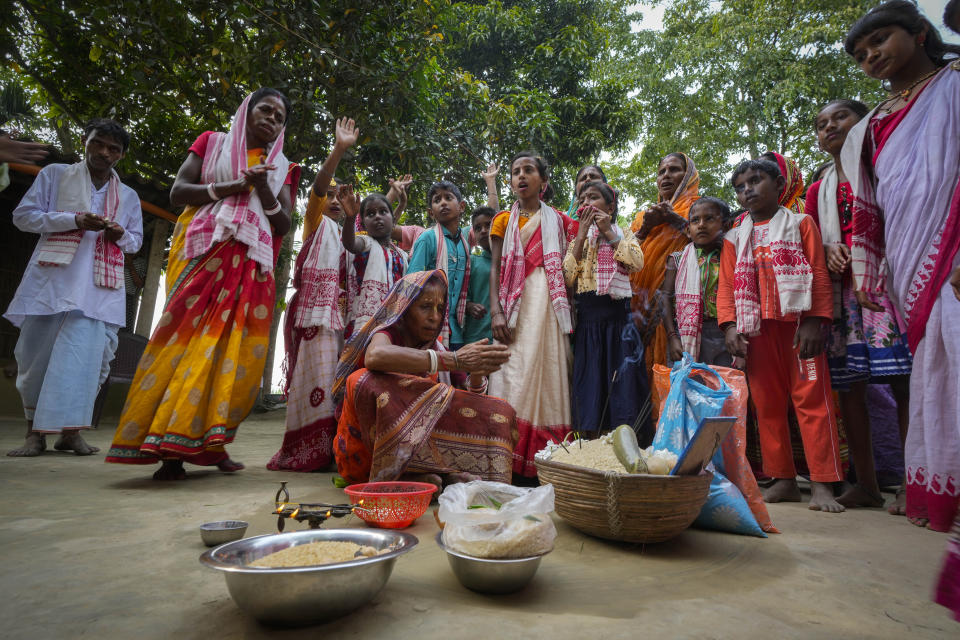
[0,0,639,217]
[439,0,640,207]
[1,0,640,393]
[0,0,454,194]
[613,0,884,205]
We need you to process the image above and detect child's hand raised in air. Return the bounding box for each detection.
[388,174,413,193]
[334,117,360,151]
[339,184,361,219]
[481,163,499,182]
[794,317,824,359]
[466,302,487,319]
[723,324,748,359]
[825,243,851,274]
[386,174,413,205]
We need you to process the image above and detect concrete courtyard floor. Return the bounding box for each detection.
[0,411,956,639]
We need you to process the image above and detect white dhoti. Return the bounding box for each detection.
[14,310,118,433]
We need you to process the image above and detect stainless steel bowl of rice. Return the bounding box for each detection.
[435,532,548,594]
[199,528,418,626]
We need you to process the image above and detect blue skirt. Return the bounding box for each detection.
[572,293,653,445]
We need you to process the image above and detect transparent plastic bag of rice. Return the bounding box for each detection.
[437,481,556,559]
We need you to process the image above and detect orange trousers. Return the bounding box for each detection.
[746,320,842,483]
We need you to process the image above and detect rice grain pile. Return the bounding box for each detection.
[250,541,384,568]
[442,515,555,559]
[548,437,678,475]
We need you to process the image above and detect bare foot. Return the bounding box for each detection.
[444,472,481,486]
[153,460,186,481]
[54,431,99,455]
[888,487,906,516]
[837,483,885,508]
[6,432,46,457]
[809,481,845,513]
[217,458,245,473]
[763,478,802,503]
[908,515,930,528]
[54,433,100,455]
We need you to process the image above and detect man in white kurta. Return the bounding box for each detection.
[5,119,143,456]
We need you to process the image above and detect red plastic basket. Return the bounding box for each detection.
[344,481,438,529]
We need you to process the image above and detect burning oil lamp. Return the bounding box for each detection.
[273,481,365,531]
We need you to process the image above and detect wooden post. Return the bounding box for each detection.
[135,218,170,337]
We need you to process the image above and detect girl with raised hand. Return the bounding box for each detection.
[843,0,960,533]
[268,117,358,472]
[341,186,408,338]
[488,151,578,478]
[806,99,913,511]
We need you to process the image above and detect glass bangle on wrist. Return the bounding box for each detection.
[468,376,488,393]
[207,183,219,201]
[264,201,282,216]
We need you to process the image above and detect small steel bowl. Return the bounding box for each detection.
[435,533,548,594]
[200,520,248,547]
[200,529,418,626]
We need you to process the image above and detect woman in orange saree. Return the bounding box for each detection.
[629,152,699,408]
[106,89,300,480]
[333,270,516,487]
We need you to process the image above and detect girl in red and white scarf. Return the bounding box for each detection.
[488,152,579,477]
[562,180,651,440]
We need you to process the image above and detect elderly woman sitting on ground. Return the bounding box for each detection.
[332,269,516,489]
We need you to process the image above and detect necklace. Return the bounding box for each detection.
[837,183,853,226]
[892,68,939,99]
[881,68,940,113]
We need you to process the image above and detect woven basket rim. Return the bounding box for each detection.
[534,455,709,481]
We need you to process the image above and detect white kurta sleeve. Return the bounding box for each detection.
[11,165,80,234]
[115,188,144,254]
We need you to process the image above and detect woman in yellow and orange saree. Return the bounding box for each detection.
[106,89,300,480]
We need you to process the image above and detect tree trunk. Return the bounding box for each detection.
[135,218,170,337]
[259,231,295,403]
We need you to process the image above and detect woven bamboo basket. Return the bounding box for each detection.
[534,457,712,544]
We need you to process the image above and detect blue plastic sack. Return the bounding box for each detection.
[653,353,766,537]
